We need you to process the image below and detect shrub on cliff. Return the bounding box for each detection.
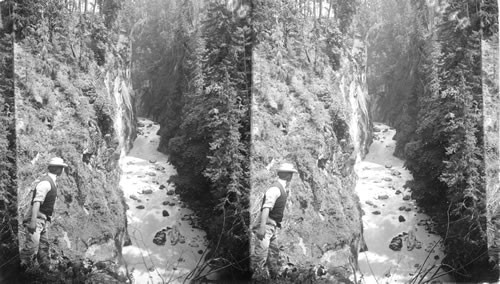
[13,1,132,283]
[0,8,18,282]
[250,0,367,281]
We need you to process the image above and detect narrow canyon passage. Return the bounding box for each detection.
[355,123,452,283]
[119,118,207,284]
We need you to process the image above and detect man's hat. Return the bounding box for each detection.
[48,157,68,168]
[277,162,298,173]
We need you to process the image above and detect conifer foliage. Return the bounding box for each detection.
[0,2,17,282]
[365,0,498,280]
[413,1,488,278]
[127,0,252,278]
[170,1,252,277]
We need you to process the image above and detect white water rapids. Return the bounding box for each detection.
[120,118,208,284]
[355,123,452,283]
[118,119,454,283]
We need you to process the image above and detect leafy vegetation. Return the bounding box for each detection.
[251,0,369,281]
[125,0,252,279]
[10,0,134,282]
[364,0,499,281]
[0,2,18,283]
[125,0,365,280]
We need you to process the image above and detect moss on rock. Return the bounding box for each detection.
[251,2,371,281]
[15,26,135,284]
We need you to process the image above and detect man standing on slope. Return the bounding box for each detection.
[252,162,298,280]
[20,157,68,270]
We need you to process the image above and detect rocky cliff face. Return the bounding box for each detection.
[251,20,371,282]
[483,29,500,273]
[15,37,136,282]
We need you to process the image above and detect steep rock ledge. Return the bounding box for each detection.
[15,36,136,282]
[251,18,371,283]
[483,29,500,276]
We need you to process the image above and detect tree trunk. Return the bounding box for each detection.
[327,0,332,18]
[97,0,102,14]
[313,0,316,18]
[319,0,322,18]
[84,0,88,13]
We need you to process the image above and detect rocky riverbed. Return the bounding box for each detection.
[120,118,207,284]
[355,123,452,283]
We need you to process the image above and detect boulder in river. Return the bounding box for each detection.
[162,210,169,217]
[389,236,403,251]
[168,226,183,246]
[382,177,392,182]
[365,200,375,206]
[372,210,381,215]
[136,205,145,209]
[142,189,153,194]
[179,235,186,244]
[390,170,401,176]
[395,189,402,195]
[130,194,140,201]
[385,164,393,169]
[399,206,406,211]
[153,229,167,246]
[406,229,417,251]
[162,201,169,206]
[146,172,156,177]
[167,190,175,195]
[378,195,389,200]
[398,215,406,222]
[159,184,166,189]
[402,195,411,201]
[149,159,157,163]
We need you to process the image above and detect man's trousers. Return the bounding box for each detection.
[20,217,50,267]
[251,223,280,279]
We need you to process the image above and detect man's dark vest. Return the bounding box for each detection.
[262,181,288,225]
[31,175,57,218]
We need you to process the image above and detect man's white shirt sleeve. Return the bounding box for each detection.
[32,181,51,203]
[262,187,281,209]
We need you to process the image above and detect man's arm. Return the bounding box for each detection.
[28,180,51,233]
[28,202,41,234]
[257,207,270,240]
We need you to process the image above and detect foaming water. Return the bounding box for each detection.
[355,123,452,284]
[120,118,208,284]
